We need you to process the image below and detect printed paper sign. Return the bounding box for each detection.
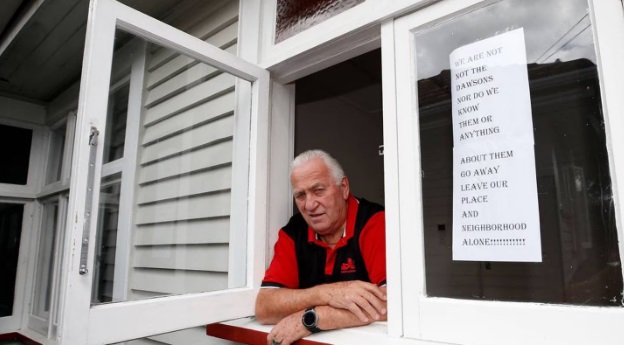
[450,28,542,262]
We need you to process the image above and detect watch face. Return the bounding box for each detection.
[303,310,316,326]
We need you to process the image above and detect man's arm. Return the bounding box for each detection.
[265,291,387,345]
[255,281,387,325]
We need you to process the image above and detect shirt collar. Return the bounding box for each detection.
[315,227,346,241]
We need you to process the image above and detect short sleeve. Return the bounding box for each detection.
[261,229,299,288]
[359,211,386,286]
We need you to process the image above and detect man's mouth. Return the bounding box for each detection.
[308,213,324,221]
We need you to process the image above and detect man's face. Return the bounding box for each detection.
[290,158,349,236]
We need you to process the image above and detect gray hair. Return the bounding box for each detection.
[291,150,345,185]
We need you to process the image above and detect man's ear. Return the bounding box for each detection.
[340,176,350,199]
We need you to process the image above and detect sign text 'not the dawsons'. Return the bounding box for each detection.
[449,28,542,262]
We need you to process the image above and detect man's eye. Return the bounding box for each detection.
[314,188,324,195]
[295,193,305,200]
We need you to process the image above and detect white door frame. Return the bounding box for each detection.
[58,0,269,343]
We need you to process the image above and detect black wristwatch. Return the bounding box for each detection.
[302,307,322,333]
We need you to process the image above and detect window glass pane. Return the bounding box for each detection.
[275,0,364,43]
[33,201,59,320]
[93,174,122,303]
[416,0,623,306]
[46,122,67,184]
[91,28,249,305]
[0,124,32,185]
[0,203,24,317]
[104,83,129,163]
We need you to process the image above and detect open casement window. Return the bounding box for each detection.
[386,0,624,344]
[28,110,75,339]
[59,0,269,343]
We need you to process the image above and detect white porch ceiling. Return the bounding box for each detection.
[0,0,24,39]
[0,0,180,103]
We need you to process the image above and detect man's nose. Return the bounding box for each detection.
[305,197,318,211]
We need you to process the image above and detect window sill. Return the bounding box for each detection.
[207,317,446,345]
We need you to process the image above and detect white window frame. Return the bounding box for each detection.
[17,105,75,340]
[0,119,45,199]
[58,0,269,343]
[385,0,624,344]
[27,195,67,339]
[26,109,76,339]
[258,0,443,82]
[112,46,142,303]
[99,42,145,302]
[254,1,418,339]
[38,113,76,199]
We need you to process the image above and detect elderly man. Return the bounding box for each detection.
[255,150,387,345]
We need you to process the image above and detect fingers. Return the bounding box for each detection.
[368,283,387,301]
[267,335,292,345]
[346,292,386,322]
[357,293,384,320]
[267,330,291,345]
[347,282,387,317]
[268,311,311,345]
[324,281,387,322]
[267,328,277,345]
[359,284,386,309]
[362,289,387,317]
[345,300,370,322]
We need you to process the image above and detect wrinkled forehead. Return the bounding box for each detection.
[290,159,332,189]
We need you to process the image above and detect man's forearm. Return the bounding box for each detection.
[315,304,386,331]
[256,281,387,325]
[255,287,325,324]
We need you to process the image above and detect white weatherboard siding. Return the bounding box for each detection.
[126,0,240,331]
[124,3,245,345]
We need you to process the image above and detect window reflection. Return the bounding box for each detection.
[103,83,129,164]
[46,123,67,184]
[416,0,622,306]
[93,174,122,304]
[33,201,58,319]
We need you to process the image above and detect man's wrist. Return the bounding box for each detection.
[302,307,322,333]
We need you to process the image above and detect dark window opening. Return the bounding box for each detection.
[0,124,32,185]
[294,48,384,206]
[0,203,24,317]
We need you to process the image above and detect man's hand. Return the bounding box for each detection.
[319,281,386,322]
[266,311,310,345]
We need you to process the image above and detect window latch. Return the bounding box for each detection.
[80,126,99,275]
